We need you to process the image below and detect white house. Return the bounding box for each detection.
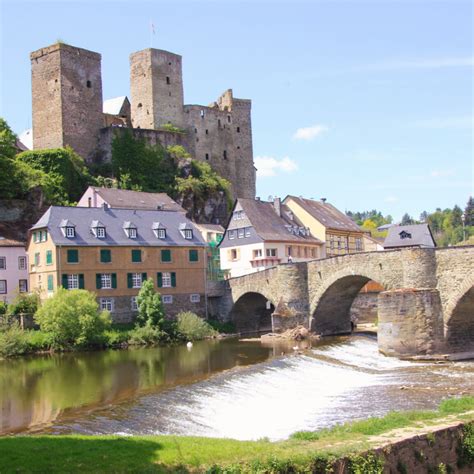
[0,236,29,304]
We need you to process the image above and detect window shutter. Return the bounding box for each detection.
[189,249,198,262]
[62,274,68,289]
[142,272,147,283]
[127,273,133,289]
[96,274,101,289]
[79,274,85,289]
[112,273,117,289]
[101,249,111,263]
[132,249,142,263]
[171,272,176,288]
[161,249,171,262]
[157,272,163,288]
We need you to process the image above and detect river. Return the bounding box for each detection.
[1,335,473,440]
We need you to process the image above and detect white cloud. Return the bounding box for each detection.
[293,125,329,141]
[254,156,298,178]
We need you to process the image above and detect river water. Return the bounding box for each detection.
[1,336,473,440]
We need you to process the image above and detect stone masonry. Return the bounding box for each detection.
[224,246,474,358]
[30,43,256,201]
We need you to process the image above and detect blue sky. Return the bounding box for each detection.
[1,0,472,220]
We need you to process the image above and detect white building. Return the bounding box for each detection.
[0,236,29,304]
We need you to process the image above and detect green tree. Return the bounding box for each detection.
[34,288,111,349]
[0,118,20,198]
[401,213,415,225]
[7,293,39,317]
[465,196,474,226]
[136,279,165,328]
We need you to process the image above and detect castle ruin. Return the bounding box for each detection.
[30,43,256,200]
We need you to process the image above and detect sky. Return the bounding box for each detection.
[1,0,473,221]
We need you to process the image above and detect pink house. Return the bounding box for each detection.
[0,237,29,304]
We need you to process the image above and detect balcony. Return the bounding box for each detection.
[250,256,281,267]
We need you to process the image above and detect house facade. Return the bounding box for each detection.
[27,206,207,322]
[219,198,323,278]
[282,196,366,257]
[0,237,29,304]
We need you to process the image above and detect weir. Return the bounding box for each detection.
[223,246,474,359]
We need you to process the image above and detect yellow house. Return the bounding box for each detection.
[282,196,365,257]
[27,206,208,322]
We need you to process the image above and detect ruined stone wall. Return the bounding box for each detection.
[130,48,185,129]
[31,43,103,162]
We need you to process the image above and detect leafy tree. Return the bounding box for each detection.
[0,117,17,159]
[0,118,21,198]
[419,211,429,223]
[34,288,111,349]
[465,196,474,226]
[451,205,463,228]
[136,279,165,328]
[401,213,415,225]
[7,293,39,317]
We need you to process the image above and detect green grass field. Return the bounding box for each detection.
[1,397,473,473]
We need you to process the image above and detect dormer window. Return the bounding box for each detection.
[152,222,167,239]
[179,223,193,240]
[91,220,106,239]
[66,227,75,238]
[184,229,193,239]
[96,227,106,239]
[399,231,412,240]
[123,221,137,239]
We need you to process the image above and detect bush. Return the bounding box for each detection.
[34,288,111,349]
[136,279,165,328]
[7,292,39,317]
[176,312,217,341]
[208,319,236,334]
[24,330,54,352]
[128,325,163,346]
[0,323,29,358]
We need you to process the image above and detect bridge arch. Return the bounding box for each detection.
[230,291,275,334]
[444,274,474,351]
[310,270,390,336]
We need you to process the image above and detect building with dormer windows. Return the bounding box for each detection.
[27,206,207,322]
[219,198,323,278]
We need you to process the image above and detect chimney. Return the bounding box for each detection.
[321,198,327,204]
[102,202,109,211]
[273,197,281,216]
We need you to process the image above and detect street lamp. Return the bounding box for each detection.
[461,212,466,242]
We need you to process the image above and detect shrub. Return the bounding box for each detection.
[290,430,320,441]
[24,330,54,352]
[176,312,217,341]
[128,325,163,346]
[0,323,29,358]
[34,288,111,349]
[136,279,165,328]
[7,292,39,317]
[208,319,236,334]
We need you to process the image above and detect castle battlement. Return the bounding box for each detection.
[30,43,256,200]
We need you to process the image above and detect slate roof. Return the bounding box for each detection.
[285,196,362,233]
[383,224,436,249]
[30,206,206,247]
[103,96,129,115]
[86,187,185,212]
[233,198,322,244]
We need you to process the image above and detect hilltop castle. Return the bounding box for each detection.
[30,43,256,199]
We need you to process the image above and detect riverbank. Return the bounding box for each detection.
[2,397,473,473]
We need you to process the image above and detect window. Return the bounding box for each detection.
[190,294,200,303]
[218,119,221,128]
[189,249,199,262]
[66,227,75,238]
[227,115,231,123]
[205,129,208,135]
[253,249,262,258]
[228,230,236,240]
[46,250,53,265]
[96,227,106,239]
[47,275,54,292]
[0,257,5,269]
[231,249,238,261]
[266,248,277,257]
[0,280,6,294]
[86,80,92,88]
[161,249,172,262]
[19,279,28,293]
[100,249,111,263]
[238,228,244,239]
[127,272,146,289]
[33,232,39,243]
[132,273,142,288]
[34,252,40,266]
[162,295,173,304]
[100,298,114,312]
[200,109,204,118]
[355,238,362,251]
[18,256,27,270]
[157,271,176,288]
[67,249,79,264]
[166,76,170,85]
[157,229,166,239]
[128,228,137,239]
[245,227,251,237]
[205,153,209,160]
[184,229,193,240]
[287,246,292,257]
[101,273,112,289]
[337,237,341,250]
[67,274,79,290]
[311,248,317,258]
[131,249,142,263]
[41,231,48,242]
[223,150,227,160]
[131,296,138,311]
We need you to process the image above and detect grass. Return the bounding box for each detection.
[1,397,473,473]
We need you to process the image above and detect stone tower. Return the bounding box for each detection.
[130,48,185,129]
[30,43,103,161]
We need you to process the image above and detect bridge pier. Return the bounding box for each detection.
[378,288,445,358]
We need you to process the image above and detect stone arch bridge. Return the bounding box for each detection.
[223,247,474,358]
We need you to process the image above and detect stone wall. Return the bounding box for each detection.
[350,292,379,324]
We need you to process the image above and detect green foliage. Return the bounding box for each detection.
[346,210,392,228]
[208,319,236,334]
[23,330,54,352]
[127,325,163,346]
[136,279,165,328]
[348,453,384,474]
[16,147,92,203]
[0,118,21,199]
[34,288,111,349]
[0,323,29,358]
[290,430,320,441]
[457,423,474,468]
[176,311,218,341]
[160,123,186,133]
[0,301,7,316]
[0,117,17,158]
[7,292,39,316]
